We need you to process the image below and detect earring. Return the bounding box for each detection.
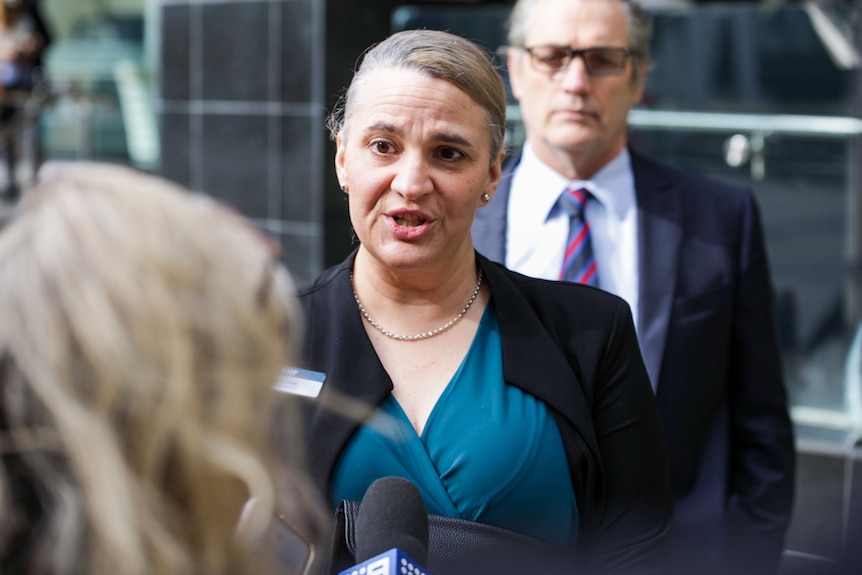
[340,183,348,193]
[481,193,491,203]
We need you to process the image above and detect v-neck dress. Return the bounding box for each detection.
[330,302,578,547]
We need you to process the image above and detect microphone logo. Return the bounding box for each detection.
[339,548,429,575]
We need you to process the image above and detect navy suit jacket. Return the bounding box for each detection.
[472,148,796,574]
[299,251,673,574]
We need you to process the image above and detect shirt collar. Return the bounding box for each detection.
[516,143,635,222]
[513,142,570,225]
[586,148,636,222]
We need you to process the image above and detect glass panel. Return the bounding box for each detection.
[38,0,152,169]
[632,4,861,445]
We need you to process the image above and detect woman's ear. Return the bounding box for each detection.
[335,132,347,187]
[482,148,505,204]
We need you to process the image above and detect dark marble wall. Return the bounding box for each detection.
[158,0,324,285]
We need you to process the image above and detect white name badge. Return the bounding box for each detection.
[274,367,325,398]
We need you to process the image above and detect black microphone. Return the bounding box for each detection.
[339,476,430,575]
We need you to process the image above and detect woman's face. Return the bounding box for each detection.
[336,68,503,273]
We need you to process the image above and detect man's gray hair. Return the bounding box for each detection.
[507,0,652,83]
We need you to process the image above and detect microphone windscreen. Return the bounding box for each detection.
[355,476,429,566]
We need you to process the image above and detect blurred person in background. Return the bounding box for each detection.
[0,0,48,91]
[0,0,50,200]
[473,1,796,574]
[0,162,327,575]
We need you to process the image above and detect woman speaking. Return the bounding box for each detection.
[299,29,672,574]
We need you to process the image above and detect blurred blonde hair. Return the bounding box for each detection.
[0,162,323,575]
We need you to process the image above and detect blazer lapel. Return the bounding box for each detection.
[631,150,683,391]
[477,256,598,454]
[301,254,395,487]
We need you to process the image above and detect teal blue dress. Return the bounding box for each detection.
[330,303,578,548]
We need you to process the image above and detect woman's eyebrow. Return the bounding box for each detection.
[362,122,401,137]
[362,122,475,149]
[431,133,475,149]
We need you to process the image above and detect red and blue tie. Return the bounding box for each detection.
[559,186,598,286]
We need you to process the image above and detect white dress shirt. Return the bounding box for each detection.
[506,143,641,329]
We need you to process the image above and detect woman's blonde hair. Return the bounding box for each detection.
[0,162,323,574]
[327,29,508,163]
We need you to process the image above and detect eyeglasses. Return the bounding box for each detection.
[521,46,636,76]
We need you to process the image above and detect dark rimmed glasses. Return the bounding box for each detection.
[521,45,637,76]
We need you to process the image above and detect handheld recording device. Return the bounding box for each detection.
[270,512,316,575]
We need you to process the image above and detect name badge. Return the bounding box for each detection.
[274,367,325,398]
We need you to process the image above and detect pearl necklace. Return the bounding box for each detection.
[351,268,484,342]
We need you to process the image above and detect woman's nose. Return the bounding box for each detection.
[391,152,433,199]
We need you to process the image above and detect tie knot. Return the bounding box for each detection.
[558,187,590,217]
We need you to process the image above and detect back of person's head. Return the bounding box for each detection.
[327,28,508,163]
[0,162,322,575]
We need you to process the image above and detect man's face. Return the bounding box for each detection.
[508,0,646,177]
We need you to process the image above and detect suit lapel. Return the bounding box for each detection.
[475,148,683,393]
[631,150,683,391]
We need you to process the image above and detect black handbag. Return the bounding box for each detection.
[319,499,579,575]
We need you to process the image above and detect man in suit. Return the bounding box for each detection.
[472,1,796,573]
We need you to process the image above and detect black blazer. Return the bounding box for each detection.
[298,251,673,574]
[472,148,796,574]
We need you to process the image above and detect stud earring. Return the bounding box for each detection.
[340,183,348,193]
[482,193,491,203]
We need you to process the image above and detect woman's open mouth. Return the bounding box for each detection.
[393,214,427,226]
[387,211,432,239]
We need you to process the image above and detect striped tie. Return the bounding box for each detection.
[558,187,598,286]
